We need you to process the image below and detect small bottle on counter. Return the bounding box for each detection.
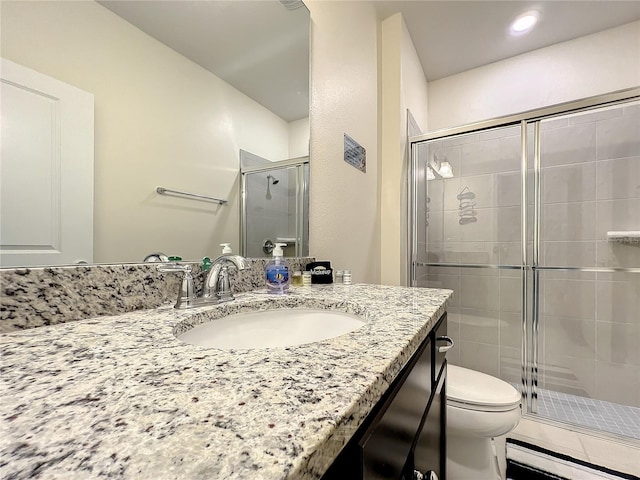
[335,270,344,284]
[343,270,352,285]
[302,271,312,286]
[291,270,303,287]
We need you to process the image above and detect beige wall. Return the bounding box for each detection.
[428,21,640,130]
[1,0,294,264]
[380,13,429,286]
[288,117,311,159]
[307,1,380,283]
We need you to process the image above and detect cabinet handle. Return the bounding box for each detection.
[436,335,454,353]
[413,470,439,480]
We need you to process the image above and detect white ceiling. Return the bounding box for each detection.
[99,1,640,122]
[376,1,640,81]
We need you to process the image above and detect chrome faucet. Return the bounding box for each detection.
[203,254,249,303]
[157,253,248,309]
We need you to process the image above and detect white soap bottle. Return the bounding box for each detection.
[265,243,290,294]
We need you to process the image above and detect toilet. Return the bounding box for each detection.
[446,365,522,480]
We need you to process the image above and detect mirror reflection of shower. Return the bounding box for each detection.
[266,174,279,199]
[240,150,309,258]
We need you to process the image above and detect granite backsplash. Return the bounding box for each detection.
[0,258,313,332]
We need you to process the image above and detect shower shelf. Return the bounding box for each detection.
[276,237,297,244]
[606,231,640,244]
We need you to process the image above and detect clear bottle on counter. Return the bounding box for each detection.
[302,271,312,286]
[335,270,344,284]
[265,243,290,294]
[291,270,303,287]
[343,270,352,285]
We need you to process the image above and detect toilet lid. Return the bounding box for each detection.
[447,365,521,410]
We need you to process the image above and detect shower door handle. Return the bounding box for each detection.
[436,335,454,353]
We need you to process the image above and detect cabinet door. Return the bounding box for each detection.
[361,338,433,479]
[413,363,446,480]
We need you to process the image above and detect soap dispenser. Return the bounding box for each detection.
[265,242,290,294]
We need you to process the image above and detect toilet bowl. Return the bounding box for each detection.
[446,365,521,480]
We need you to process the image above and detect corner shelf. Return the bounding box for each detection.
[607,231,640,245]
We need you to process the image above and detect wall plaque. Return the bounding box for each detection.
[344,133,366,173]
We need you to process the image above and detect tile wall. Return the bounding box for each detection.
[245,168,296,258]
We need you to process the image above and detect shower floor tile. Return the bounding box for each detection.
[536,388,640,440]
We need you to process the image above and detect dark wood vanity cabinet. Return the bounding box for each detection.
[414,315,449,479]
[322,314,448,480]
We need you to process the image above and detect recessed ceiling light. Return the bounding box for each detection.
[511,10,539,35]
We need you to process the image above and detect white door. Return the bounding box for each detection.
[0,58,94,267]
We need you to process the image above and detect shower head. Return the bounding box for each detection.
[267,174,279,185]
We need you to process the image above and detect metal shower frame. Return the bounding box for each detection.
[408,87,640,441]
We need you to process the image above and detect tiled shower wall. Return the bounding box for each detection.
[538,103,639,408]
[418,100,639,409]
[245,169,295,258]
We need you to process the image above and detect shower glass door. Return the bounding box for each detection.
[410,92,640,441]
[532,100,640,438]
[240,158,309,258]
[410,124,527,389]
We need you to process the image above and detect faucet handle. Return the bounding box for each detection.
[157,263,191,274]
[157,264,198,309]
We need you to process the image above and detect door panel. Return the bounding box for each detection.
[1,58,94,266]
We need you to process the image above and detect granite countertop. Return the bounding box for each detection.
[0,284,452,480]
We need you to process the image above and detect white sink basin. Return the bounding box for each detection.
[177,307,366,349]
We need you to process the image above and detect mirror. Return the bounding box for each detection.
[0,0,310,268]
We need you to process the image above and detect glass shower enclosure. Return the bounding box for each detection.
[409,90,640,442]
[240,153,309,258]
